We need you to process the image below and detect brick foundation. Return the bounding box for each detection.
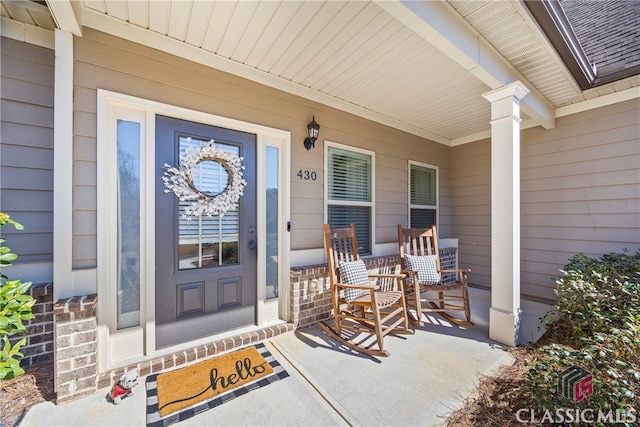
[94,322,294,394]
[289,249,457,329]
[289,254,403,329]
[18,247,458,404]
[52,294,294,404]
[9,282,55,367]
[440,247,458,283]
[53,294,98,404]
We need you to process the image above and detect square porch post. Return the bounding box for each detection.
[482,81,529,347]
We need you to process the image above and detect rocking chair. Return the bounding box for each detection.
[319,224,412,357]
[397,224,472,327]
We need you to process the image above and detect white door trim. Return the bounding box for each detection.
[96,90,291,371]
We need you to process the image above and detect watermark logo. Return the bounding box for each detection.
[515,366,635,423]
[558,366,593,403]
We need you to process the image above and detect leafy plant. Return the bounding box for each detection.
[524,250,639,426]
[0,213,23,279]
[0,213,35,380]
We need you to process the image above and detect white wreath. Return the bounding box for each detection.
[162,139,247,218]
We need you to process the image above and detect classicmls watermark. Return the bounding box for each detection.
[515,366,637,424]
[516,408,637,424]
[558,366,593,403]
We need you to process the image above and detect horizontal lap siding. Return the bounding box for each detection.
[451,99,640,301]
[450,140,492,288]
[0,37,54,264]
[73,29,451,266]
[521,99,640,300]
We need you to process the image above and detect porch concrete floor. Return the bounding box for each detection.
[21,287,553,427]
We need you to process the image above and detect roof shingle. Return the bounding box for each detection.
[561,0,640,75]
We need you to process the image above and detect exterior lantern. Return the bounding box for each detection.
[304,116,320,150]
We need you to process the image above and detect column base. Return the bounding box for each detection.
[489,306,522,347]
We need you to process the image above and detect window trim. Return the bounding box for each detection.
[408,160,439,229]
[324,141,376,255]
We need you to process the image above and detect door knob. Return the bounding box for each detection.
[248,240,257,251]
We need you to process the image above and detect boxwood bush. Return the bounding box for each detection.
[524,250,639,426]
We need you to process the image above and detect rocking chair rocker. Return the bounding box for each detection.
[319,224,412,357]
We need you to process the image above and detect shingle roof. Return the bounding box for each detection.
[561,0,640,76]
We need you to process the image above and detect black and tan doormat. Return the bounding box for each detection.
[146,343,288,427]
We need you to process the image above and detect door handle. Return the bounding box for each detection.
[248,240,257,251]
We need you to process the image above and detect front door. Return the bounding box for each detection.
[155,116,257,349]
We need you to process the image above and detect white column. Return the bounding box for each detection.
[482,81,529,347]
[53,29,74,301]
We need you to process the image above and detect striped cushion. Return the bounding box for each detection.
[338,259,370,303]
[404,254,441,285]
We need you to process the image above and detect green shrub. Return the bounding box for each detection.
[0,213,35,380]
[525,250,639,426]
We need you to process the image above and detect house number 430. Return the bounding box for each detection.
[297,170,317,181]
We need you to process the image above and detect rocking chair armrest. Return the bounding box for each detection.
[368,273,406,292]
[336,282,379,291]
[439,268,471,273]
[400,270,420,287]
[400,269,419,277]
[367,273,406,280]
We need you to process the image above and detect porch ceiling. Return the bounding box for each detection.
[3,0,638,145]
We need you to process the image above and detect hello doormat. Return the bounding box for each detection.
[145,343,289,427]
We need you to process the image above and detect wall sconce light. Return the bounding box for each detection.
[304,116,320,150]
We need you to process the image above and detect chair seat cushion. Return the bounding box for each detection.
[404,254,441,285]
[338,259,370,303]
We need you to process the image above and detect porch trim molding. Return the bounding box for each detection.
[0,16,54,49]
[483,81,529,347]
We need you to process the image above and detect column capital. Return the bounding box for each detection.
[482,81,530,103]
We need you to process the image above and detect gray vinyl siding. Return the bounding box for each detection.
[450,140,492,290]
[71,29,452,267]
[451,99,640,301]
[520,99,640,300]
[0,37,54,264]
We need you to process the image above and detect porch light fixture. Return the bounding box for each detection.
[304,116,320,150]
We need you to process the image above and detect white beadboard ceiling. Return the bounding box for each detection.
[2,0,638,145]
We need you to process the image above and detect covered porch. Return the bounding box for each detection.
[21,286,554,426]
[1,0,637,406]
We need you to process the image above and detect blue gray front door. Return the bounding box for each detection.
[155,116,257,349]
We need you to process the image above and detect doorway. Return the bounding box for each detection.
[155,116,257,349]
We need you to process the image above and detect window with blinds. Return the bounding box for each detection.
[409,163,438,228]
[327,145,373,255]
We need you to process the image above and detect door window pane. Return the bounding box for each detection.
[117,120,141,330]
[178,137,240,269]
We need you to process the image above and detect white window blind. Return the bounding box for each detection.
[327,145,373,254]
[409,163,438,228]
[328,148,371,201]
